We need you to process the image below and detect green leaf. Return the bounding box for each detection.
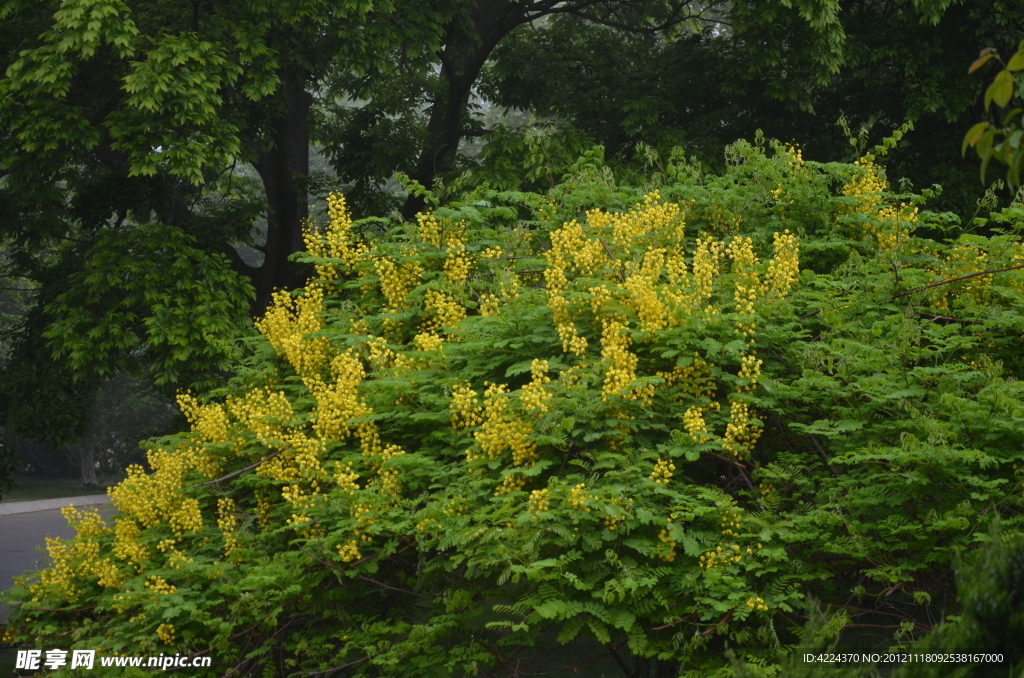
[987,70,1015,109]
[963,122,989,156]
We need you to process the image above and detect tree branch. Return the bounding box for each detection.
[891,263,1024,298]
[193,450,283,487]
[802,262,1024,319]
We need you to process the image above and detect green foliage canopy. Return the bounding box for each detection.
[4,139,1024,676]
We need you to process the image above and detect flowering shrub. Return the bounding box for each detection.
[5,139,1024,677]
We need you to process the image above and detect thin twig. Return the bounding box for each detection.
[892,263,1024,298]
[651,612,698,631]
[302,655,371,676]
[358,575,433,600]
[597,237,627,282]
[801,262,1024,319]
[808,435,841,478]
[919,312,983,325]
[300,545,432,599]
[701,609,733,636]
[193,450,283,487]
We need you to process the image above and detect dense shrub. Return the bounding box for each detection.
[4,139,1024,677]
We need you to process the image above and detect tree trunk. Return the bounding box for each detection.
[80,393,100,491]
[402,0,528,220]
[252,85,313,311]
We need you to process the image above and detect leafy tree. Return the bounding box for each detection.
[481,1,1022,216]
[5,137,1024,676]
[0,0,863,467]
[963,39,1024,192]
[0,0,463,458]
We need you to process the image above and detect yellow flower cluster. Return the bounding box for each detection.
[623,248,669,332]
[722,400,762,459]
[307,349,366,443]
[416,213,465,249]
[588,191,682,248]
[413,331,444,352]
[544,219,598,356]
[333,462,360,492]
[649,458,675,485]
[339,502,376,553]
[112,518,148,567]
[720,506,743,537]
[520,359,552,413]
[337,539,361,563]
[569,483,591,511]
[727,236,761,340]
[471,383,537,470]
[657,528,677,562]
[841,157,916,251]
[156,623,176,645]
[145,576,176,595]
[765,230,800,297]
[527,488,550,516]
[217,498,239,556]
[479,293,500,317]
[600,320,641,402]
[700,505,758,569]
[111,454,203,537]
[682,405,711,442]
[450,383,483,430]
[658,357,716,398]
[304,193,371,280]
[444,242,471,284]
[375,256,422,315]
[255,287,330,377]
[939,244,994,307]
[34,537,79,601]
[27,510,128,603]
[700,543,743,569]
[746,596,768,612]
[366,336,409,370]
[691,238,724,314]
[424,289,466,333]
[737,353,763,393]
[499,274,521,302]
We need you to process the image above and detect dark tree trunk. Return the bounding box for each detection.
[402,0,529,220]
[80,394,100,492]
[252,85,314,310]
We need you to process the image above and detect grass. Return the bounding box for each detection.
[0,476,123,503]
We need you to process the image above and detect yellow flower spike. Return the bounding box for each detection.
[479,293,500,317]
[520,360,553,413]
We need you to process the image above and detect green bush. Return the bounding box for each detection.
[4,139,1024,677]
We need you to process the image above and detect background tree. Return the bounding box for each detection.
[0,0,856,479]
[964,38,1024,192]
[0,0,457,474]
[480,0,1021,217]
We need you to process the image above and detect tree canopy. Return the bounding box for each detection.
[0,0,864,448]
[4,138,1024,675]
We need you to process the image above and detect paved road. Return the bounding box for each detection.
[0,504,116,625]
